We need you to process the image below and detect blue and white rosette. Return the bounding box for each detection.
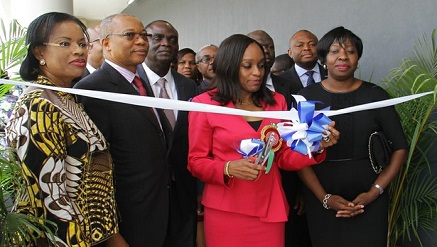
[235,138,264,158]
[277,101,332,158]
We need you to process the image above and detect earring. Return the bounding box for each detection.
[39,59,46,66]
[323,64,327,70]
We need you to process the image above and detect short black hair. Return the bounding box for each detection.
[210,34,275,106]
[177,48,196,61]
[20,12,88,81]
[317,26,363,65]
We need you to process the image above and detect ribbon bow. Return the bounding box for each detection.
[277,101,332,157]
[235,138,264,158]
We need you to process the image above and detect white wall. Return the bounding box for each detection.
[125,0,437,84]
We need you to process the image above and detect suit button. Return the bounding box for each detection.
[159,131,163,136]
[166,185,170,189]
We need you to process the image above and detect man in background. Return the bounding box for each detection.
[83,25,104,77]
[280,30,327,93]
[138,19,198,247]
[196,44,217,93]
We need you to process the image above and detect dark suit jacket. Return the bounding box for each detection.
[74,62,197,247]
[278,65,326,247]
[271,73,293,109]
[279,64,327,94]
[137,65,198,246]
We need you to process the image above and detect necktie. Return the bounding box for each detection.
[132,76,147,96]
[305,71,315,87]
[157,78,176,129]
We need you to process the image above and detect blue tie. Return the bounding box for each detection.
[305,71,315,87]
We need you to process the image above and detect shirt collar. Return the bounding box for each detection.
[295,63,320,77]
[142,63,173,85]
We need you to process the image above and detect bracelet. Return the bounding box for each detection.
[322,194,331,209]
[225,161,234,178]
[372,184,384,194]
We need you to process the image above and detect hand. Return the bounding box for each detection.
[294,193,305,215]
[319,121,340,150]
[351,189,380,208]
[226,159,266,181]
[325,194,364,218]
[105,233,129,247]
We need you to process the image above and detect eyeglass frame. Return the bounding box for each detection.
[105,31,149,41]
[196,55,215,64]
[43,41,90,50]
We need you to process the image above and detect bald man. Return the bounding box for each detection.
[196,44,218,93]
[82,26,104,77]
[279,30,327,94]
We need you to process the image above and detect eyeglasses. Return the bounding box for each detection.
[90,38,100,43]
[44,41,90,50]
[197,56,215,64]
[105,31,149,41]
[147,33,178,45]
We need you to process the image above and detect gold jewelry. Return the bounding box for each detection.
[237,100,253,105]
[39,59,46,66]
[225,161,234,178]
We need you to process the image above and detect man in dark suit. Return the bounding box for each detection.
[137,20,198,247]
[75,14,197,247]
[247,30,311,247]
[280,30,327,94]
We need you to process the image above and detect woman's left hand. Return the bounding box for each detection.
[319,121,340,150]
[351,190,380,208]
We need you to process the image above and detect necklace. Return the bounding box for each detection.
[237,100,253,105]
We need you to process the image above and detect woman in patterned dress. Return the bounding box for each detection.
[6,12,120,246]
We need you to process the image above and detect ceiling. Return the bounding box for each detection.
[73,0,132,21]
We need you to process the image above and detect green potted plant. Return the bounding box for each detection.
[383,30,437,247]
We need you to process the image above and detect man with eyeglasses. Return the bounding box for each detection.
[75,14,159,247]
[137,20,198,247]
[196,44,218,93]
[81,25,103,78]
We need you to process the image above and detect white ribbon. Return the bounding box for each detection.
[0,78,433,120]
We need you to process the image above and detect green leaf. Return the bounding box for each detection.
[384,29,437,247]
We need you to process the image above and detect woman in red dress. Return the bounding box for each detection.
[187,34,340,247]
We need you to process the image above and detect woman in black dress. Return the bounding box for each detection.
[298,27,408,247]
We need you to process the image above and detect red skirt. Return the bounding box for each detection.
[204,207,285,247]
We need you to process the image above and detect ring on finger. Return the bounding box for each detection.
[323,136,330,142]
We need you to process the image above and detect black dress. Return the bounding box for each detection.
[298,81,408,247]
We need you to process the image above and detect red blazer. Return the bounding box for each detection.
[188,90,325,222]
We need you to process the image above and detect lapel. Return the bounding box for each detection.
[289,65,304,93]
[103,63,161,130]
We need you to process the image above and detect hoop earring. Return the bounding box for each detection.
[39,59,46,66]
